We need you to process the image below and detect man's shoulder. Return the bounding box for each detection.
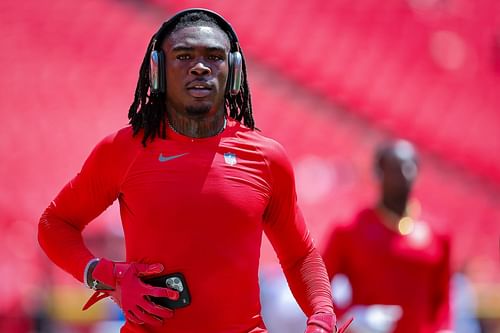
[353,207,379,225]
[230,120,281,144]
[95,126,140,150]
[229,120,288,158]
[326,208,375,235]
[416,218,451,246]
[88,125,142,163]
[334,208,379,236]
[99,125,136,144]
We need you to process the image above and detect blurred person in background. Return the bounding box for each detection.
[37,8,349,333]
[322,140,452,333]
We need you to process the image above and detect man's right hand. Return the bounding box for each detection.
[82,258,179,327]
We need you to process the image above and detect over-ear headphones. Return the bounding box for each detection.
[149,8,243,96]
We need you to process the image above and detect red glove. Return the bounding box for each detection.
[82,259,179,327]
[305,313,353,333]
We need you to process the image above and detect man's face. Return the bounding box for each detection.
[162,25,230,118]
[380,154,418,198]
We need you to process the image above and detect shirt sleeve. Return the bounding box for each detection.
[261,140,334,317]
[38,131,133,282]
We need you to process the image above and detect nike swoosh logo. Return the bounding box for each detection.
[158,152,189,162]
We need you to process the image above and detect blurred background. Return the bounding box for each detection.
[0,0,499,332]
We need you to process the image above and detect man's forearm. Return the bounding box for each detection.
[38,204,95,282]
[283,247,335,316]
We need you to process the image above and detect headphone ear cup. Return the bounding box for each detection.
[150,50,166,94]
[228,51,242,95]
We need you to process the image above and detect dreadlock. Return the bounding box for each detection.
[128,11,255,146]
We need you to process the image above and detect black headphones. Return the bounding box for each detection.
[149,8,243,96]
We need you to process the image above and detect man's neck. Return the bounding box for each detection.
[376,197,408,228]
[380,195,408,217]
[167,111,226,138]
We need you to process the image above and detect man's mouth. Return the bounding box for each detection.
[187,82,213,98]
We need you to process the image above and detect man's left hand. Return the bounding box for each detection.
[305,313,336,333]
[305,313,353,333]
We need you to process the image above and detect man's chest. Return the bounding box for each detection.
[119,140,271,226]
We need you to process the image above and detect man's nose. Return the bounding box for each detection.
[190,62,211,76]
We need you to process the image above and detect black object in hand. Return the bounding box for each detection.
[142,272,191,309]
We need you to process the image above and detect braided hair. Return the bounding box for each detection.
[128,11,254,146]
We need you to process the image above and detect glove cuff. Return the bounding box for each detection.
[307,312,337,333]
[91,258,118,288]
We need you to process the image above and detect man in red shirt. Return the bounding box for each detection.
[322,140,451,333]
[38,8,347,333]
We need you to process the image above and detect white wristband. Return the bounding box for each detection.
[83,258,100,290]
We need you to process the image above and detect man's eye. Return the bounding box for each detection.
[208,55,223,61]
[177,55,191,60]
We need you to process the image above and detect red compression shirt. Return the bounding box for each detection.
[322,208,451,333]
[39,118,333,333]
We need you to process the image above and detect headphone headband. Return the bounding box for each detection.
[153,8,240,52]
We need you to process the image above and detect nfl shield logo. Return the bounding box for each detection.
[224,152,237,166]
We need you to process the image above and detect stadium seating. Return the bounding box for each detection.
[0,0,498,319]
